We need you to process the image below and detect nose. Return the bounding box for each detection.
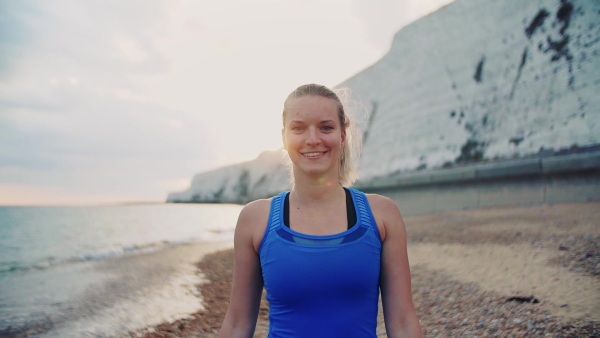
[305,126,320,145]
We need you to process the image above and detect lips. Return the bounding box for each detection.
[302,151,326,158]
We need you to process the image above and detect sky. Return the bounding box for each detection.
[0,0,453,206]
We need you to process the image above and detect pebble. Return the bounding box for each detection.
[138,202,600,338]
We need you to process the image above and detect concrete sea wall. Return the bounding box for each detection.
[357,149,600,215]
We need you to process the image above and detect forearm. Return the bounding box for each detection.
[385,314,423,338]
[218,312,256,338]
[218,327,254,338]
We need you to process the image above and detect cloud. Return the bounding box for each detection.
[0,0,454,204]
[0,0,217,203]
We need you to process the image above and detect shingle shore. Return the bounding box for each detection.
[136,202,600,338]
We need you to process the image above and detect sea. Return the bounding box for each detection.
[0,203,243,337]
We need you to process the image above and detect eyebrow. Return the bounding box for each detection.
[287,119,336,125]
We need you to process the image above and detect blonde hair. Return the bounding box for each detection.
[282,83,363,186]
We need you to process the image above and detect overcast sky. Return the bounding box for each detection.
[0,0,453,205]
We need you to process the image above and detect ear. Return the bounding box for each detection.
[341,128,346,147]
[281,128,287,150]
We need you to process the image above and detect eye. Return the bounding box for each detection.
[321,125,334,132]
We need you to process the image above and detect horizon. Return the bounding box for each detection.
[1,0,454,206]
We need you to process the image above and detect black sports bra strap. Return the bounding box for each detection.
[284,188,357,229]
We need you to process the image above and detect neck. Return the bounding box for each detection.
[290,173,344,204]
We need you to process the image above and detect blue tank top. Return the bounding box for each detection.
[258,188,382,337]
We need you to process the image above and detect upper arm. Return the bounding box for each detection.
[219,200,269,337]
[368,194,422,337]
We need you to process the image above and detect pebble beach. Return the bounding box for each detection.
[135,201,600,337]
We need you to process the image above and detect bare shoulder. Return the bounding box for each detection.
[236,198,272,251]
[238,198,272,225]
[365,193,405,241]
[366,193,402,218]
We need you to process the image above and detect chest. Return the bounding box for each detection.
[284,197,354,236]
[288,201,348,235]
[261,239,381,305]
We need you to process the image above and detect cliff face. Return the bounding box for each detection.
[168,0,600,203]
[167,150,289,204]
[344,0,600,180]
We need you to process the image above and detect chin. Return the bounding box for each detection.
[296,164,337,179]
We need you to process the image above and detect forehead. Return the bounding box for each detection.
[285,95,339,121]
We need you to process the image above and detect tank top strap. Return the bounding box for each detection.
[258,191,287,254]
[348,188,382,241]
[268,191,287,230]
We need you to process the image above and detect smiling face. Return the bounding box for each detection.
[283,95,346,183]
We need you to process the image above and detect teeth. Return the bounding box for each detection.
[304,152,324,157]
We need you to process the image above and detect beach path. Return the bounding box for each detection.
[138,201,600,337]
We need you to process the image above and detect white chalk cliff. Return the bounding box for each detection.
[168,150,290,204]
[167,0,600,203]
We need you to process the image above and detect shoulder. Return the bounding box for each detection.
[364,193,405,242]
[365,193,402,221]
[235,197,274,251]
[365,193,398,212]
[238,198,272,224]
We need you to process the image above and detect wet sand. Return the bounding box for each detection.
[136,201,600,337]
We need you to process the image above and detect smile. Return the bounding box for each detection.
[302,151,326,158]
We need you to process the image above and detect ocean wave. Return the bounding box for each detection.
[0,238,210,275]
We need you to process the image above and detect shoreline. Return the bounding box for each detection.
[137,201,599,337]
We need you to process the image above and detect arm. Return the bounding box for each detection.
[370,195,423,338]
[219,200,268,338]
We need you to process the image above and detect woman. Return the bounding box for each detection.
[219,84,422,337]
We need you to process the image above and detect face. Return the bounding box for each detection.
[282,95,346,181]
